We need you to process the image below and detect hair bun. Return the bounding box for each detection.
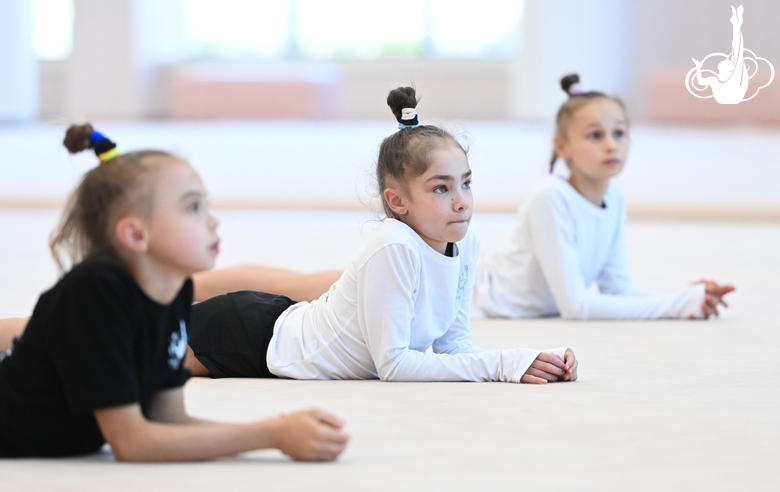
[63,124,95,154]
[560,74,581,97]
[63,124,119,162]
[387,87,418,124]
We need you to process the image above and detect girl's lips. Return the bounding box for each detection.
[210,240,220,254]
[603,158,620,166]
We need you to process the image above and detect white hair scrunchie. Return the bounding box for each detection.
[401,108,417,120]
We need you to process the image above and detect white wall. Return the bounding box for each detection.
[510,0,632,121]
[62,0,182,120]
[337,60,510,120]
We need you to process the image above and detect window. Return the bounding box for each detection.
[34,0,74,61]
[428,0,523,58]
[181,0,523,60]
[294,0,426,59]
[181,0,293,58]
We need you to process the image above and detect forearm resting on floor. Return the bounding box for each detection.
[95,391,349,462]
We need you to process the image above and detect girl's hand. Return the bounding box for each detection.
[271,409,350,461]
[691,280,735,319]
[521,352,567,384]
[562,349,578,382]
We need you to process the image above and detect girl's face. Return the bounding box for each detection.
[387,144,473,255]
[144,160,220,277]
[555,98,629,183]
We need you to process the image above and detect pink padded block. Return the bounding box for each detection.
[168,71,339,120]
[644,71,780,125]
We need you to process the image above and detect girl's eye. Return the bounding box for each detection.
[588,131,603,141]
[187,201,200,213]
[462,180,472,189]
[614,129,625,139]
[433,185,448,194]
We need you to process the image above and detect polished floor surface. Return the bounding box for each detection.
[1,208,778,491]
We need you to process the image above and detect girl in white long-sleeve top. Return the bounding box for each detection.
[472,74,735,321]
[186,87,578,384]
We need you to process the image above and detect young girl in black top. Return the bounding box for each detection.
[0,125,349,461]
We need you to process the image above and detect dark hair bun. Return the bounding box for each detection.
[63,124,95,154]
[387,87,418,124]
[560,74,581,96]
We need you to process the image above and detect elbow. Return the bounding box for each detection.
[114,452,137,463]
[558,300,588,320]
[559,310,581,321]
[107,435,150,463]
[110,440,138,462]
[376,360,408,382]
[377,367,402,382]
[95,406,156,462]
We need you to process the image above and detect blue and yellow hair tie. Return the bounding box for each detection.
[90,130,120,163]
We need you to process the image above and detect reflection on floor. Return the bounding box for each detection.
[1,208,778,489]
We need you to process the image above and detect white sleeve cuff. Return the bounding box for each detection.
[507,346,572,383]
[543,346,570,359]
[681,284,706,319]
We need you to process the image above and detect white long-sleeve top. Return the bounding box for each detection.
[473,176,705,320]
[267,219,566,382]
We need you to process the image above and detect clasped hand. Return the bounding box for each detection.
[690,279,735,319]
[521,349,578,384]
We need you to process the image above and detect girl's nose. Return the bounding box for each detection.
[452,189,469,211]
[604,135,617,152]
[209,213,220,230]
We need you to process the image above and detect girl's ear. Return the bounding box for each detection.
[114,216,150,254]
[553,135,569,163]
[383,187,408,216]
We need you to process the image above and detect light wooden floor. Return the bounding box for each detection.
[1,208,779,490]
